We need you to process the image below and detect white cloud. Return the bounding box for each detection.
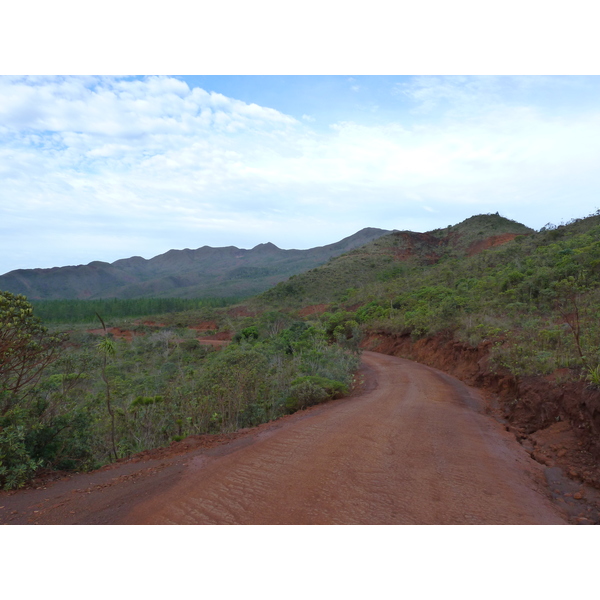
[2,75,600,273]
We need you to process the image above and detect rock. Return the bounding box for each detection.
[557,449,567,458]
[573,492,583,500]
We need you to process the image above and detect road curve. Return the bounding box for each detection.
[119,351,566,525]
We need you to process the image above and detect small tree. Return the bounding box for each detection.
[1,291,64,415]
[95,313,119,461]
[0,291,64,488]
[553,277,588,367]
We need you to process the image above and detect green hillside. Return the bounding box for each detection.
[256,211,600,380]
[257,213,533,307]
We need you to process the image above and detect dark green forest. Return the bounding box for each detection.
[31,297,241,323]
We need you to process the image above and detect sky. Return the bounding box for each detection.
[1,1,599,277]
[2,74,600,275]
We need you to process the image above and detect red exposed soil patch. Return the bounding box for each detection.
[227,306,258,318]
[390,231,447,264]
[362,331,600,492]
[88,320,231,344]
[198,330,232,341]
[87,327,142,342]
[297,304,329,316]
[466,233,521,256]
[188,321,219,331]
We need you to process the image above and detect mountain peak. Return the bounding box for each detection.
[252,242,280,252]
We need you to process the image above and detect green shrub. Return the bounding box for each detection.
[285,376,349,413]
[0,423,43,490]
[587,365,600,388]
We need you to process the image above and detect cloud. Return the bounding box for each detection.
[2,75,600,273]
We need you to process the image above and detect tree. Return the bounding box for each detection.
[553,277,588,367]
[1,291,64,415]
[1,291,65,488]
[95,313,119,461]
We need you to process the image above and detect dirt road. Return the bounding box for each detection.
[1,352,567,524]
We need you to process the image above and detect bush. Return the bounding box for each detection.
[0,422,43,489]
[285,376,349,413]
[1,291,64,410]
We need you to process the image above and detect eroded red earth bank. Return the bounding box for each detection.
[362,332,600,502]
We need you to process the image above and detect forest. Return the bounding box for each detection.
[30,296,241,323]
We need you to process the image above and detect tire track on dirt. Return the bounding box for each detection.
[120,352,566,525]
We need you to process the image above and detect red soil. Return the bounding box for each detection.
[361,332,600,497]
[87,327,143,342]
[188,321,219,331]
[1,353,579,524]
[466,233,521,256]
[297,304,329,316]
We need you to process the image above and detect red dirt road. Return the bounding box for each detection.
[1,352,567,524]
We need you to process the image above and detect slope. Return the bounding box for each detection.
[256,213,533,307]
[0,227,391,300]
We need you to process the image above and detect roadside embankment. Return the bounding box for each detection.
[362,331,600,491]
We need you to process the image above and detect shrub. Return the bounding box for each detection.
[285,376,348,413]
[0,423,43,490]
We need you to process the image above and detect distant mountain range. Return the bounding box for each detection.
[0,228,392,300]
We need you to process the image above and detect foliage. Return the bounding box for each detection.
[31,297,240,324]
[0,296,360,487]
[255,210,600,381]
[0,422,43,490]
[587,365,600,389]
[1,291,65,410]
[285,376,349,413]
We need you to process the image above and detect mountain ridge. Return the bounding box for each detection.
[257,213,534,306]
[0,227,392,300]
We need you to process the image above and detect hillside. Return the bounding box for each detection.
[248,210,600,480]
[257,213,533,306]
[0,227,391,300]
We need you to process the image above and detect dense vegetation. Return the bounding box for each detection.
[0,294,359,489]
[31,297,240,324]
[259,212,600,383]
[258,213,532,306]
